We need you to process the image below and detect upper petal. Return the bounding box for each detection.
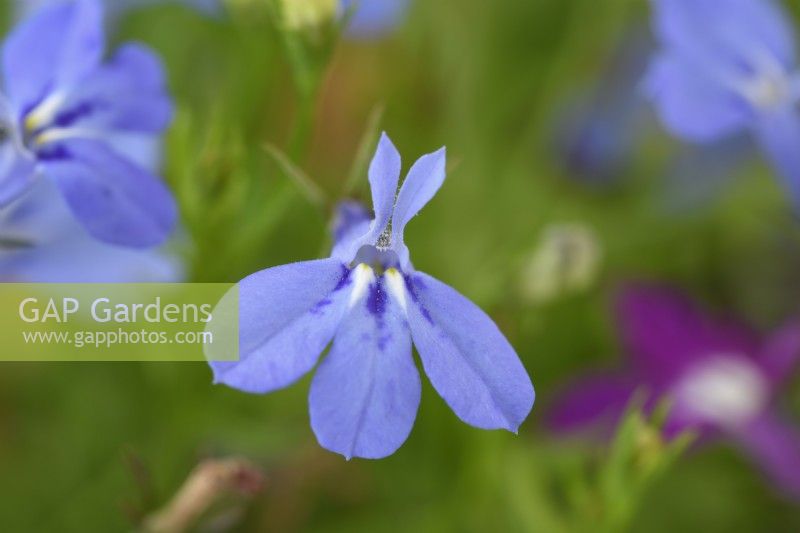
[51,43,173,133]
[331,133,401,263]
[211,258,353,394]
[330,200,371,260]
[39,138,177,247]
[652,0,796,74]
[368,132,401,236]
[390,146,446,268]
[310,267,420,459]
[643,53,750,142]
[3,0,104,112]
[616,284,759,385]
[403,271,534,432]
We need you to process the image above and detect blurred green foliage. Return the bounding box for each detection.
[0,0,799,531]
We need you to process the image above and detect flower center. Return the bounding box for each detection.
[731,48,798,112]
[17,91,93,154]
[740,71,793,110]
[352,243,400,273]
[673,355,769,429]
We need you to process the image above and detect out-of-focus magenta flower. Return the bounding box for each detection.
[549,284,800,497]
[340,0,409,39]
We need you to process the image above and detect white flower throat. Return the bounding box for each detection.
[674,355,769,429]
[733,48,799,111]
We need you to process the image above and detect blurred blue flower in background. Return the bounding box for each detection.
[0,0,176,247]
[211,133,535,459]
[644,0,800,209]
[554,32,651,188]
[0,179,182,282]
[549,284,800,497]
[14,0,221,21]
[661,134,755,212]
[340,0,409,39]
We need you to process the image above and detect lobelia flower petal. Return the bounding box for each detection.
[330,200,372,260]
[546,375,636,433]
[391,147,446,268]
[0,239,181,282]
[753,108,800,211]
[757,319,800,387]
[0,141,37,206]
[332,133,400,263]
[403,271,534,432]
[16,0,222,22]
[103,132,162,173]
[341,0,409,39]
[52,43,173,133]
[652,0,796,73]
[0,179,181,282]
[643,53,749,143]
[39,138,177,247]
[616,284,758,385]
[3,0,104,113]
[309,269,420,459]
[737,412,800,498]
[211,258,353,394]
[368,132,401,234]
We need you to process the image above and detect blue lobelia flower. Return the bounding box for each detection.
[0,179,183,282]
[0,125,182,282]
[211,133,535,459]
[14,0,222,22]
[644,0,800,208]
[340,0,409,39]
[0,0,177,247]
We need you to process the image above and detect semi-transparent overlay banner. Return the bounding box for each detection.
[0,284,239,361]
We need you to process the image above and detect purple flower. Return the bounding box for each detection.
[644,0,800,208]
[549,284,800,497]
[340,0,409,39]
[211,133,535,459]
[0,0,176,247]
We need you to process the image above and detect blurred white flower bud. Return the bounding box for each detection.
[519,223,602,304]
[279,0,338,30]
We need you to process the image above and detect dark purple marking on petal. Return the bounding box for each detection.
[367,279,387,317]
[377,330,392,351]
[53,101,101,127]
[36,144,71,161]
[365,277,396,351]
[403,273,433,323]
[332,263,353,291]
[310,264,353,315]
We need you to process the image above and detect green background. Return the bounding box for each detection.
[0,1,799,531]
